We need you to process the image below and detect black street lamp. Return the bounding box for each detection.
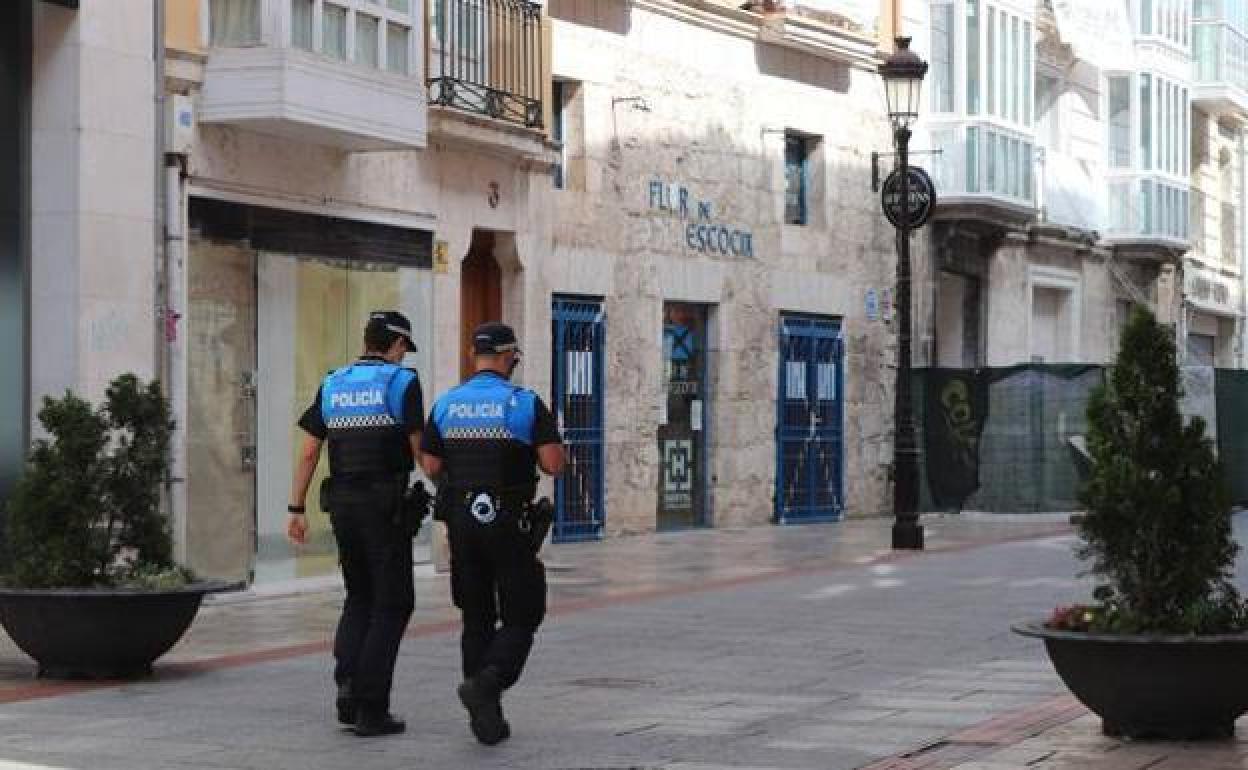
[880,37,927,550]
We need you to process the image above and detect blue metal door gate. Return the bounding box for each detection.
[551,297,606,541]
[776,314,845,523]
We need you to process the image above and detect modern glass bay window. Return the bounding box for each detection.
[208,0,416,75]
[1136,0,1192,48]
[1106,70,1191,242]
[928,0,1036,206]
[1194,0,1248,93]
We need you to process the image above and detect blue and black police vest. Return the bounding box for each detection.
[430,372,539,493]
[320,361,418,478]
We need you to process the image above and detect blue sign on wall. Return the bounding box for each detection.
[649,178,755,258]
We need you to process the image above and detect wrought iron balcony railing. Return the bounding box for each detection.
[428,0,544,129]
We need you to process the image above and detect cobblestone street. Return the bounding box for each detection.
[0,515,1074,768]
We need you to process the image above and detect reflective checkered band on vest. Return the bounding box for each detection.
[326,413,399,430]
[442,425,514,441]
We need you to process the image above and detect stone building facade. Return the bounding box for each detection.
[906,0,1208,371]
[4,0,905,586]
[544,0,901,535]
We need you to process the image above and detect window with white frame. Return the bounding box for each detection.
[975,2,1032,127]
[927,1,1037,203]
[210,0,262,46]
[1028,267,1081,363]
[1105,71,1190,176]
[1108,75,1132,168]
[941,0,1034,126]
[430,0,486,83]
[210,0,414,75]
[1106,70,1191,239]
[1136,0,1190,47]
[931,1,956,113]
[290,0,414,73]
[1035,72,1061,152]
[967,0,981,115]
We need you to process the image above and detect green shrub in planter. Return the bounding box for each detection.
[2,374,193,589]
[1062,307,1245,634]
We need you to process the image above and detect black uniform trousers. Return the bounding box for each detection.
[329,478,415,712]
[447,510,547,690]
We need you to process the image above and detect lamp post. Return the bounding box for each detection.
[880,37,928,550]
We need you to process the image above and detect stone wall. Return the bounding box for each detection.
[547,2,898,531]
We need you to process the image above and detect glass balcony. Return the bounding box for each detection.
[1193,1,1248,114]
[927,119,1036,211]
[1106,173,1190,246]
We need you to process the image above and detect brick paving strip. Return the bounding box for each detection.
[857,695,1087,770]
[0,520,1072,709]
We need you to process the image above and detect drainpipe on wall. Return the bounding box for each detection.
[165,159,189,564]
[153,0,181,556]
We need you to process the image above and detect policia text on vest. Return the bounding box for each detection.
[420,321,565,747]
[286,311,423,738]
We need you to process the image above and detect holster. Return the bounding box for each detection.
[519,497,554,552]
[319,476,334,513]
[401,480,433,538]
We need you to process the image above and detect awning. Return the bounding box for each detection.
[1050,0,1133,71]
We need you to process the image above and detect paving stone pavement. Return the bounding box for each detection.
[0,513,1246,769]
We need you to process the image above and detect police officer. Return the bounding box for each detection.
[420,322,564,746]
[286,311,424,737]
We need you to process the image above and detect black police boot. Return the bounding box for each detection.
[336,681,356,726]
[354,703,406,737]
[457,668,510,746]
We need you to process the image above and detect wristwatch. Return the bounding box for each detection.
[287,504,306,514]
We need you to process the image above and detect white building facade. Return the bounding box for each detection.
[906,0,1247,370]
[1,0,160,523]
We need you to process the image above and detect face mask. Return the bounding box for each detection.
[507,354,522,378]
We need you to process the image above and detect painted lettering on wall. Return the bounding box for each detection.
[648,178,755,258]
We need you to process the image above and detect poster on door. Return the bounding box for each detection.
[657,302,709,529]
[662,439,694,510]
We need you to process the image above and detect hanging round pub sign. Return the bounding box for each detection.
[880,166,936,230]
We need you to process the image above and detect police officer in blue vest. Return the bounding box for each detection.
[286,311,424,737]
[420,322,564,746]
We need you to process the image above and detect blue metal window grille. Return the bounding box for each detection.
[551,297,605,541]
[785,133,808,225]
[776,314,844,523]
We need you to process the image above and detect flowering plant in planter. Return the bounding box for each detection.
[1059,307,1246,634]
[2,374,192,589]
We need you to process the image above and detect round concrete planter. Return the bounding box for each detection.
[0,581,236,679]
[1014,620,1248,739]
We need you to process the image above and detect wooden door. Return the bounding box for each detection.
[460,230,502,379]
